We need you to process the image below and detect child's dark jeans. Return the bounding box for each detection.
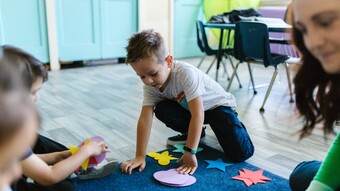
[154,100,254,162]
[33,134,68,154]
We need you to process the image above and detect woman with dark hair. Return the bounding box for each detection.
[289,0,340,190]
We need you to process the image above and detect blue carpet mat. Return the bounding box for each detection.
[75,145,291,191]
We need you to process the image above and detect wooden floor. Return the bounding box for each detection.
[38,57,336,179]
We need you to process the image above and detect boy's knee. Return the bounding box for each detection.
[221,133,254,162]
[227,143,254,163]
[216,122,254,163]
[232,124,254,162]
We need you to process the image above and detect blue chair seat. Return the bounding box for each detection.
[270,54,290,66]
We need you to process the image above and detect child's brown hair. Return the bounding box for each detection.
[2,45,48,90]
[0,47,39,146]
[126,29,168,64]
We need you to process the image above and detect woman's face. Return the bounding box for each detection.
[294,0,340,74]
[0,108,38,188]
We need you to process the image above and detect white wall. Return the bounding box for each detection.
[138,0,173,54]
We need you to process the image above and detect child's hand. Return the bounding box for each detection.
[176,152,198,175]
[82,141,109,156]
[121,156,146,175]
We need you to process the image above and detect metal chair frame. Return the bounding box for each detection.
[226,22,293,112]
[196,20,241,87]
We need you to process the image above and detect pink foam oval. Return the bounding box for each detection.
[161,175,196,187]
[153,169,190,185]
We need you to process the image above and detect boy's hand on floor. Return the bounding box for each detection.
[121,156,146,175]
[176,152,198,175]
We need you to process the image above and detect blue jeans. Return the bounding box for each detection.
[290,160,340,191]
[289,160,321,191]
[154,100,254,162]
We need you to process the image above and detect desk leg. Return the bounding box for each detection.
[216,29,225,82]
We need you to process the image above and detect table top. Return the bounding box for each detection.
[204,19,292,33]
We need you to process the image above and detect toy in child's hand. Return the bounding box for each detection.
[232,168,271,187]
[153,168,196,187]
[68,136,106,170]
[147,151,178,165]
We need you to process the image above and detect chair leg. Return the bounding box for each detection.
[284,63,294,103]
[221,60,230,80]
[260,68,279,113]
[206,57,216,74]
[197,55,206,69]
[229,59,242,88]
[215,64,219,82]
[224,52,242,87]
[226,62,241,91]
[247,62,257,94]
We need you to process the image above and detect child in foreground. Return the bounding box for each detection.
[0,49,39,191]
[2,45,117,191]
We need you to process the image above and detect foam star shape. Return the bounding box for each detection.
[204,158,235,172]
[172,144,203,154]
[147,151,178,165]
[232,168,271,186]
[69,138,92,170]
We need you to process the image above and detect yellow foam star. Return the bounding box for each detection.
[68,138,91,170]
[147,151,178,165]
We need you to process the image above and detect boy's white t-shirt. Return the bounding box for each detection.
[142,61,236,110]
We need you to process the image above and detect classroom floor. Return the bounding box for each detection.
[37,56,336,179]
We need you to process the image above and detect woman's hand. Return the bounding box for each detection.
[176,152,198,175]
[121,156,146,175]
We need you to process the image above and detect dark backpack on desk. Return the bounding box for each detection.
[208,8,262,23]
